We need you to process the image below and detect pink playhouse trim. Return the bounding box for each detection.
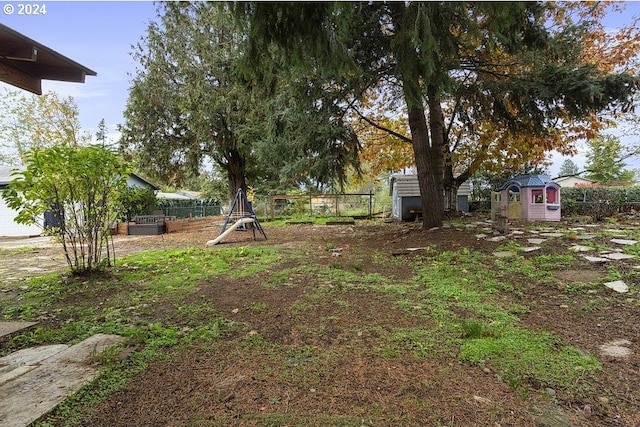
[499,175,561,222]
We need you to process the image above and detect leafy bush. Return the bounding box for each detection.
[2,146,129,273]
[561,187,635,221]
[117,186,158,222]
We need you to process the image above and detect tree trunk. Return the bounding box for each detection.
[224,148,247,205]
[408,109,442,228]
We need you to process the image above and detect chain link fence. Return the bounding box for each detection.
[157,200,221,219]
[247,193,391,219]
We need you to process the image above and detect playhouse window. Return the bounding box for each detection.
[546,187,558,204]
[508,187,520,202]
[532,189,544,204]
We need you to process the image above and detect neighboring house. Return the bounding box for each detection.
[127,173,161,191]
[0,167,161,237]
[492,174,561,222]
[0,166,42,237]
[553,175,597,188]
[390,174,471,221]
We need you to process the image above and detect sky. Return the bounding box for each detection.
[1,1,640,177]
[0,1,158,143]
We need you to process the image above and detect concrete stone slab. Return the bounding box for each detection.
[569,245,593,252]
[493,251,516,258]
[486,236,506,242]
[0,333,124,427]
[0,322,38,340]
[522,246,541,252]
[604,280,628,293]
[610,239,638,246]
[584,256,610,263]
[576,234,597,240]
[599,339,632,357]
[527,238,546,245]
[601,253,635,261]
[540,232,563,238]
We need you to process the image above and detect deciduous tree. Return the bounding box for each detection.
[236,2,637,227]
[585,135,636,185]
[0,89,89,165]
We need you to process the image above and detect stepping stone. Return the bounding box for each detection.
[601,253,635,261]
[610,239,638,245]
[599,339,632,357]
[540,232,563,238]
[0,333,124,427]
[584,256,610,263]
[605,229,627,234]
[510,230,525,235]
[569,245,593,252]
[576,234,596,240]
[486,236,506,242]
[603,280,628,293]
[527,238,546,245]
[475,234,487,239]
[522,247,541,252]
[0,322,38,340]
[493,251,516,258]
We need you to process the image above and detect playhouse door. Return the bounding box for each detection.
[507,187,522,219]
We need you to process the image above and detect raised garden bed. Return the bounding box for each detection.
[127,215,174,235]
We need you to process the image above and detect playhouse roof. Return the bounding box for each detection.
[500,174,557,190]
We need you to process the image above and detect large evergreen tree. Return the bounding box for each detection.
[235,2,637,228]
[120,2,359,201]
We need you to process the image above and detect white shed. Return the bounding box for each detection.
[390,174,471,221]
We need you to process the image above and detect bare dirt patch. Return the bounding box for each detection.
[2,217,639,426]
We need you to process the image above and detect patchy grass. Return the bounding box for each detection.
[2,220,636,426]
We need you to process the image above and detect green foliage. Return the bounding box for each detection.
[1,146,130,273]
[235,2,638,228]
[0,89,90,165]
[557,159,580,177]
[117,186,157,222]
[561,186,632,221]
[585,135,636,185]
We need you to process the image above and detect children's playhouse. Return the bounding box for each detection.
[492,174,561,222]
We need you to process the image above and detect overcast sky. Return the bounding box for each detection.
[1,1,640,176]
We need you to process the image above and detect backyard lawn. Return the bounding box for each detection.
[1,215,638,426]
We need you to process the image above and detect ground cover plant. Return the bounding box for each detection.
[0,216,638,426]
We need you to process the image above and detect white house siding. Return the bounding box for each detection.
[0,195,42,237]
[553,176,595,188]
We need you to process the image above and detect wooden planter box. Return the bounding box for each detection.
[128,223,165,235]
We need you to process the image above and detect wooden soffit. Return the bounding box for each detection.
[0,23,96,95]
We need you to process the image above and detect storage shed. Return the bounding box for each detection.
[494,174,561,222]
[390,174,470,221]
